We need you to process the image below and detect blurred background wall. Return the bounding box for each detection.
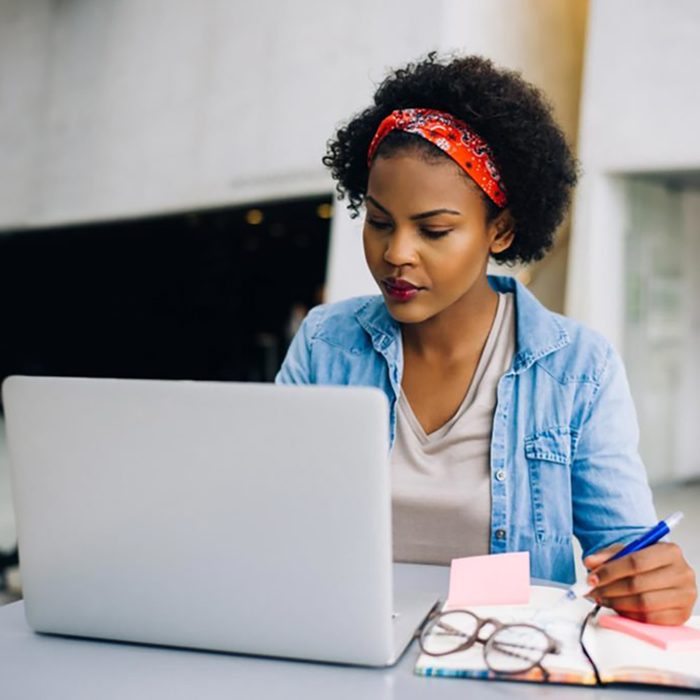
[567,0,700,483]
[0,1,439,227]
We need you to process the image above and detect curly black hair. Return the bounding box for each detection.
[322,53,578,264]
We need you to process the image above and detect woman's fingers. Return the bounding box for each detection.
[583,543,625,571]
[587,542,680,588]
[584,542,697,625]
[596,585,693,615]
[592,564,679,599]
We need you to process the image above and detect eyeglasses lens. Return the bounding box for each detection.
[420,611,479,655]
[485,625,551,673]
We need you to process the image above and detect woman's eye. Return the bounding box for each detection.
[421,228,452,239]
[367,219,392,230]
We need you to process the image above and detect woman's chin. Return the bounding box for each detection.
[382,297,434,324]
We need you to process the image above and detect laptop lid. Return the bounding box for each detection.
[2,375,398,665]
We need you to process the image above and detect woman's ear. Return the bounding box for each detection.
[490,210,515,254]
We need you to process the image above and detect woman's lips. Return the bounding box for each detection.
[382,278,423,302]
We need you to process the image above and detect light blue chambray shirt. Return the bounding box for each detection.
[275,275,657,584]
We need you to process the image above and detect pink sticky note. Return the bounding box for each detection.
[446,552,530,608]
[598,614,700,651]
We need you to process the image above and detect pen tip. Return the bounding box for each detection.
[666,511,684,529]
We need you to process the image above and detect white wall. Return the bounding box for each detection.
[568,0,700,481]
[677,188,700,479]
[577,1,700,172]
[0,0,444,230]
[567,0,700,338]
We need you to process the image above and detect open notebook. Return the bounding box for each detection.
[415,585,700,690]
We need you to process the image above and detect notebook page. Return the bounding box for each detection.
[595,616,700,688]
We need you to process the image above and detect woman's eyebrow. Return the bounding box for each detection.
[365,195,461,220]
[365,195,392,216]
[410,208,461,220]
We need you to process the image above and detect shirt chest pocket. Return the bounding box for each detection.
[524,427,572,465]
[524,427,574,543]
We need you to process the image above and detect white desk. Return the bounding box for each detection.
[0,564,686,699]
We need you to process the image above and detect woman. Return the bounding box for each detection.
[276,54,696,624]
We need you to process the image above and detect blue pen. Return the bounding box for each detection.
[562,511,684,602]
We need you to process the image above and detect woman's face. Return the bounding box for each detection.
[362,150,513,325]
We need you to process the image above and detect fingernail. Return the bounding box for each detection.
[587,574,599,587]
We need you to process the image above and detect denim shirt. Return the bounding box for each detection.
[275,275,657,584]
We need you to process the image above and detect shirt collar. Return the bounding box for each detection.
[354,296,400,356]
[355,274,570,373]
[488,274,570,373]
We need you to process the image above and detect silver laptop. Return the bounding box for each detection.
[2,375,437,666]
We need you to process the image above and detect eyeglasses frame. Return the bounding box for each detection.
[417,608,562,681]
[578,603,603,684]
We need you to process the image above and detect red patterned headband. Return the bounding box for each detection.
[366,108,507,208]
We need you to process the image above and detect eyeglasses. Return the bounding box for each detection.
[418,609,562,681]
[579,603,602,684]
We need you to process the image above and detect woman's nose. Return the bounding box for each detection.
[383,229,419,267]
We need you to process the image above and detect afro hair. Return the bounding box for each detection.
[322,53,579,264]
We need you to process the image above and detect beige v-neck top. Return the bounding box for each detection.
[391,292,516,565]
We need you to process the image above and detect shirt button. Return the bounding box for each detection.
[495,469,506,482]
[495,528,506,540]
